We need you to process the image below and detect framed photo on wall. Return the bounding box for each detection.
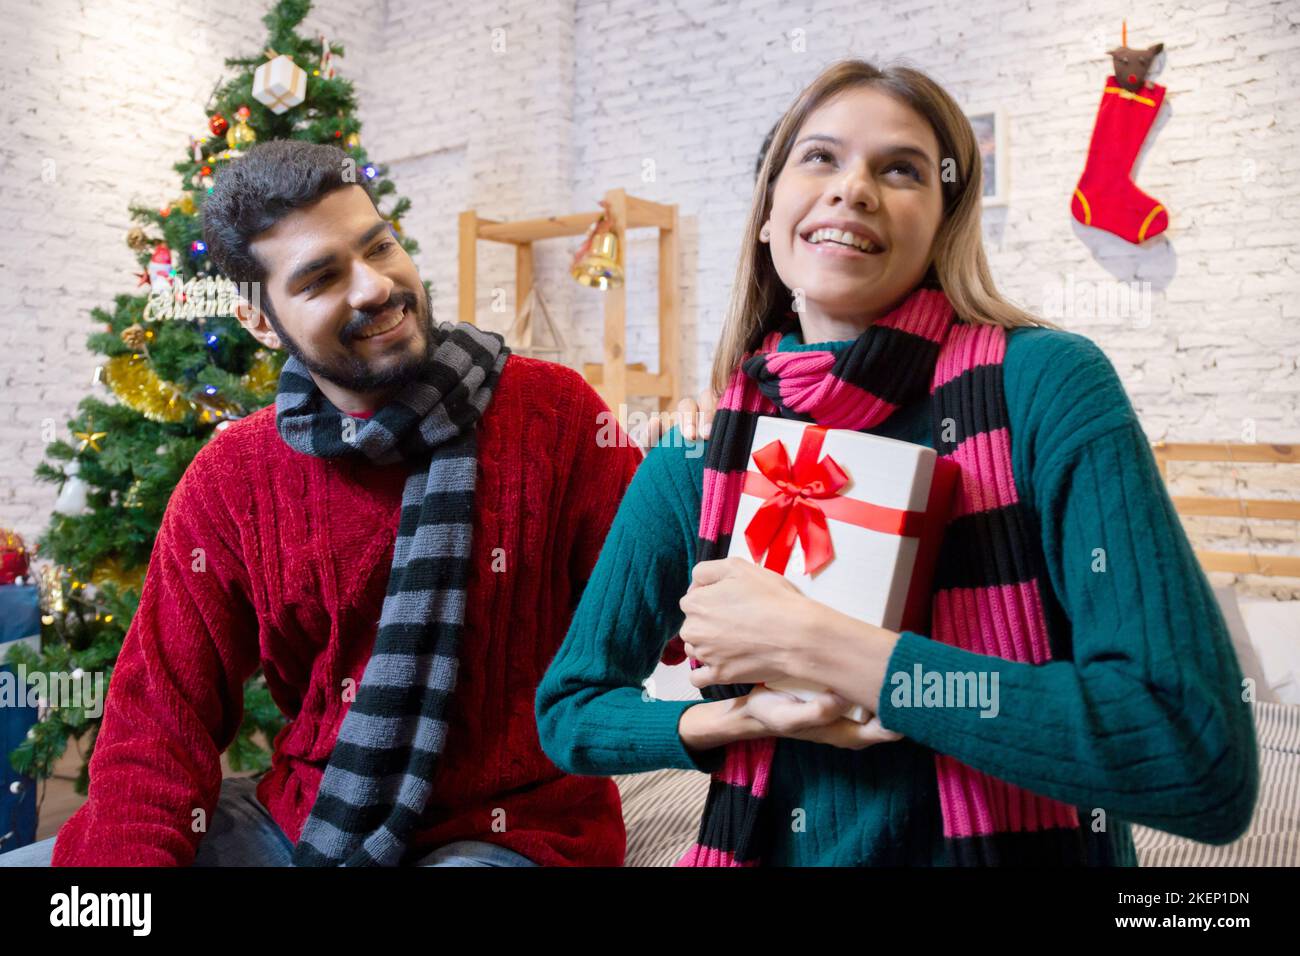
[965,106,1008,207]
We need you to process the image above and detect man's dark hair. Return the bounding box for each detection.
[202,140,379,316]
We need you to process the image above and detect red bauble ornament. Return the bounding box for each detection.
[209,113,228,136]
[0,528,30,586]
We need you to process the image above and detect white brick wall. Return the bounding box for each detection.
[3,0,1298,592]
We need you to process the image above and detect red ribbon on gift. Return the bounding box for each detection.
[742,425,926,576]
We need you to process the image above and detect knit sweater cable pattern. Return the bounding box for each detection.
[53,356,643,867]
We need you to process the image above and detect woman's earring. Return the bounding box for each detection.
[759,224,771,242]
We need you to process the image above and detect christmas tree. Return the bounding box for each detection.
[6,0,424,793]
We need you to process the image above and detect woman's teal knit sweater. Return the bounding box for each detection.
[536,326,1259,866]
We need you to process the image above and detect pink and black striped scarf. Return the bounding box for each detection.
[671,283,1090,866]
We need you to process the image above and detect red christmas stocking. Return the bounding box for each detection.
[1071,77,1169,244]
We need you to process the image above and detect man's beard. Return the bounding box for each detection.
[271,287,440,395]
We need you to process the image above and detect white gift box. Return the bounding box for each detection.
[725,416,958,722]
[252,55,307,115]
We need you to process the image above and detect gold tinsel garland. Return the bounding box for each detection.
[91,557,147,594]
[102,349,280,424]
[240,348,281,393]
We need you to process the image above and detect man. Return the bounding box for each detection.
[0,139,645,866]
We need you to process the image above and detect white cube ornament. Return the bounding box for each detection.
[725,416,958,722]
[252,55,307,115]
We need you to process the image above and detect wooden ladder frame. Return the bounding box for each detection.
[1152,441,1300,577]
[458,188,679,416]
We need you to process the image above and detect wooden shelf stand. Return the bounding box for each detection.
[458,188,680,414]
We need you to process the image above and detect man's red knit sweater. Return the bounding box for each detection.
[51,356,642,866]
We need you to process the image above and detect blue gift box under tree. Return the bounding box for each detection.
[0,584,41,853]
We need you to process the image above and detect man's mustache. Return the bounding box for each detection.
[340,291,419,343]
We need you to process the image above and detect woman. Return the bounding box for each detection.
[536,59,1258,866]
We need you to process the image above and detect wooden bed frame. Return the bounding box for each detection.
[1152,442,1300,578]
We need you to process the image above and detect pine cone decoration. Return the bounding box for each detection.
[120,324,147,351]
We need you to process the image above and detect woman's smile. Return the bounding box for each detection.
[799,231,888,262]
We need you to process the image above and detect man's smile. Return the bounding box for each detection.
[353,303,410,341]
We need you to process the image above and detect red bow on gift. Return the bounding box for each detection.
[742,425,927,576]
[743,425,849,575]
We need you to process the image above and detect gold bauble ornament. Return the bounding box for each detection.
[344,131,361,149]
[178,194,196,215]
[226,118,257,153]
[125,226,149,252]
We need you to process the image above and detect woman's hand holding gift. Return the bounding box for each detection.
[678,557,905,749]
[679,557,807,688]
[742,686,904,750]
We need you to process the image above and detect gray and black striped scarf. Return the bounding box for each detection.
[274,320,509,866]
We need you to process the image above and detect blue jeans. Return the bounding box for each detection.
[0,775,536,867]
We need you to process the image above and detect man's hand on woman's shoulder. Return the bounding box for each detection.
[627,389,720,453]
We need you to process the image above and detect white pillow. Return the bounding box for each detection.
[1235,596,1300,705]
[646,659,703,701]
[1213,585,1278,704]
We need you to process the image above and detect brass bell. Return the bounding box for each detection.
[571,201,624,290]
